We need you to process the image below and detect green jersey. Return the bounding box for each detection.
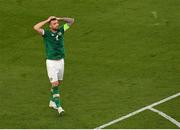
[42,24,70,60]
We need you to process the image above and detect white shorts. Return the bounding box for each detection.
[46,59,64,82]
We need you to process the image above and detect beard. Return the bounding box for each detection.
[53,27,58,30]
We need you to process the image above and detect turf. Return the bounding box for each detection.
[155,97,180,122]
[0,0,179,128]
[107,110,178,129]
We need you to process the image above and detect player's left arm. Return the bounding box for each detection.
[57,17,75,31]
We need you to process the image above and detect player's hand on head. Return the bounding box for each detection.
[56,17,60,20]
[47,16,56,22]
[56,17,62,21]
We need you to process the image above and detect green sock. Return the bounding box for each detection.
[52,86,61,108]
[50,88,54,102]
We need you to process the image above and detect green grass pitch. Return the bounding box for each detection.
[0,0,179,128]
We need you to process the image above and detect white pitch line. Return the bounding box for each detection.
[95,92,180,129]
[149,107,180,128]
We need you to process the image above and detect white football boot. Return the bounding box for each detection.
[49,100,57,110]
[57,107,65,115]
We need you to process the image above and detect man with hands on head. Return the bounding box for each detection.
[33,16,74,115]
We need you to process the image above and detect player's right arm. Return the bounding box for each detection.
[33,16,55,35]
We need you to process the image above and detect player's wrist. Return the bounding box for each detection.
[57,17,64,21]
[46,16,56,23]
[45,19,50,23]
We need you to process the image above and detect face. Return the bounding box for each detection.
[49,20,59,30]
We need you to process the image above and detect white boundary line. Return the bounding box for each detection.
[149,107,180,127]
[95,92,180,129]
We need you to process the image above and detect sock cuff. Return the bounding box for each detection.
[52,85,59,88]
[52,86,60,94]
[53,94,60,98]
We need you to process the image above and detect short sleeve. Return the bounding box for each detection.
[42,29,45,35]
[42,29,48,37]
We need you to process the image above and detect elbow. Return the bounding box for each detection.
[33,25,38,30]
[69,18,75,25]
[33,26,36,30]
[72,18,75,24]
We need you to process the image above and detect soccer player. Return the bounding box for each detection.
[33,16,74,115]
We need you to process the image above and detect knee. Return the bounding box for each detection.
[51,81,60,86]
